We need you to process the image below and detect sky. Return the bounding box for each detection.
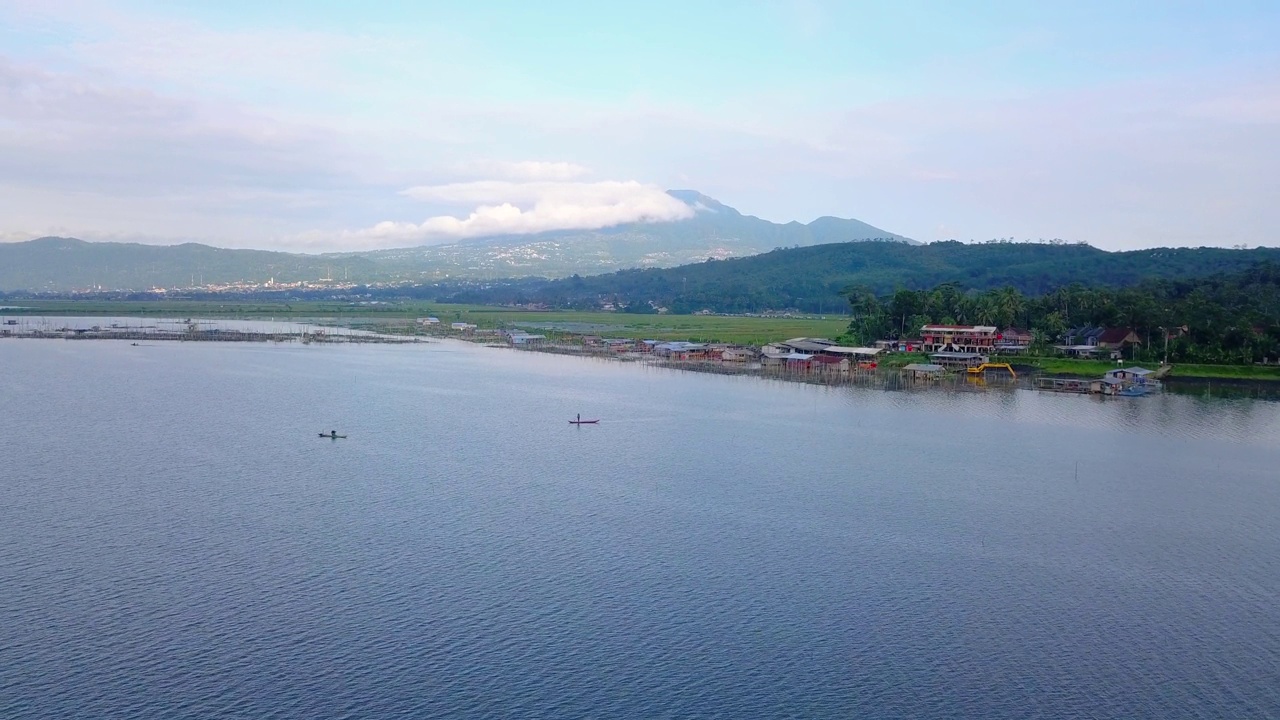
[1,0,1277,252]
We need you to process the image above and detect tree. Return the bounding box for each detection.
[844,284,891,344]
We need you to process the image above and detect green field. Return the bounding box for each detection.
[426,307,852,344]
[1002,356,1280,381]
[5,300,852,345]
[874,353,1280,381]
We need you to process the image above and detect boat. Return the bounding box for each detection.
[569,414,599,425]
[319,432,348,438]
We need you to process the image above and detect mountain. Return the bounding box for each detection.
[0,237,384,292]
[419,240,1280,314]
[339,190,911,280]
[0,192,910,291]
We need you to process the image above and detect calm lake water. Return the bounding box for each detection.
[2,338,1279,719]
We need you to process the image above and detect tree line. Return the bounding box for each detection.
[843,264,1280,364]
[398,241,1280,316]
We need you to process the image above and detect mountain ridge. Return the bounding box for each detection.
[418,241,1280,314]
[0,192,912,291]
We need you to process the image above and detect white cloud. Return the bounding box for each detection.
[340,180,694,247]
[0,229,38,243]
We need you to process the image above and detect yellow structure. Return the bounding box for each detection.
[966,362,1016,379]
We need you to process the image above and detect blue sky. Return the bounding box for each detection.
[1,0,1277,251]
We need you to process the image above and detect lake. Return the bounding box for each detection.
[2,338,1278,719]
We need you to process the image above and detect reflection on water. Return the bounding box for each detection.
[1165,379,1280,402]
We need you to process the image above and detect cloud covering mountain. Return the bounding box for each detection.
[360,180,696,244]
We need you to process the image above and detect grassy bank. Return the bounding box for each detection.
[431,307,850,344]
[876,353,1280,381]
[1005,355,1280,381]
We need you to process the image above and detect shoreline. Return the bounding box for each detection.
[415,332,1280,398]
[7,309,1279,387]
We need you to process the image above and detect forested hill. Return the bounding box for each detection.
[433,241,1280,313]
[0,192,909,291]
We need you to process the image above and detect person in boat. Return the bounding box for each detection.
[576,414,580,423]
[331,430,338,438]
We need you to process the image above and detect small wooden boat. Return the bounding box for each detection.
[319,433,348,438]
[569,419,599,425]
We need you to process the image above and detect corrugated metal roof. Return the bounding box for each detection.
[822,346,879,355]
[921,324,997,332]
[782,340,832,352]
[903,363,944,372]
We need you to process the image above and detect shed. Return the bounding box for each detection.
[1105,366,1154,380]
[902,363,945,378]
[929,351,988,368]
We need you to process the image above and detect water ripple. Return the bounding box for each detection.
[1,340,1278,718]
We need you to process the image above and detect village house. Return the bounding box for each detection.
[507,332,546,346]
[1055,344,1099,358]
[929,351,989,369]
[994,327,1032,354]
[1062,326,1104,346]
[450,322,477,332]
[601,338,634,352]
[820,346,883,364]
[1096,327,1142,352]
[1059,326,1141,359]
[785,353,815,371]
[920,325,998,354]
[416,317,441,325]
[773,337,838,355]
[1057,326,1104,357]
[810,355,850,374]
[653,341,708,360]
[874,338,923,353]
[721,347,761,362]
[761,350,813,370]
